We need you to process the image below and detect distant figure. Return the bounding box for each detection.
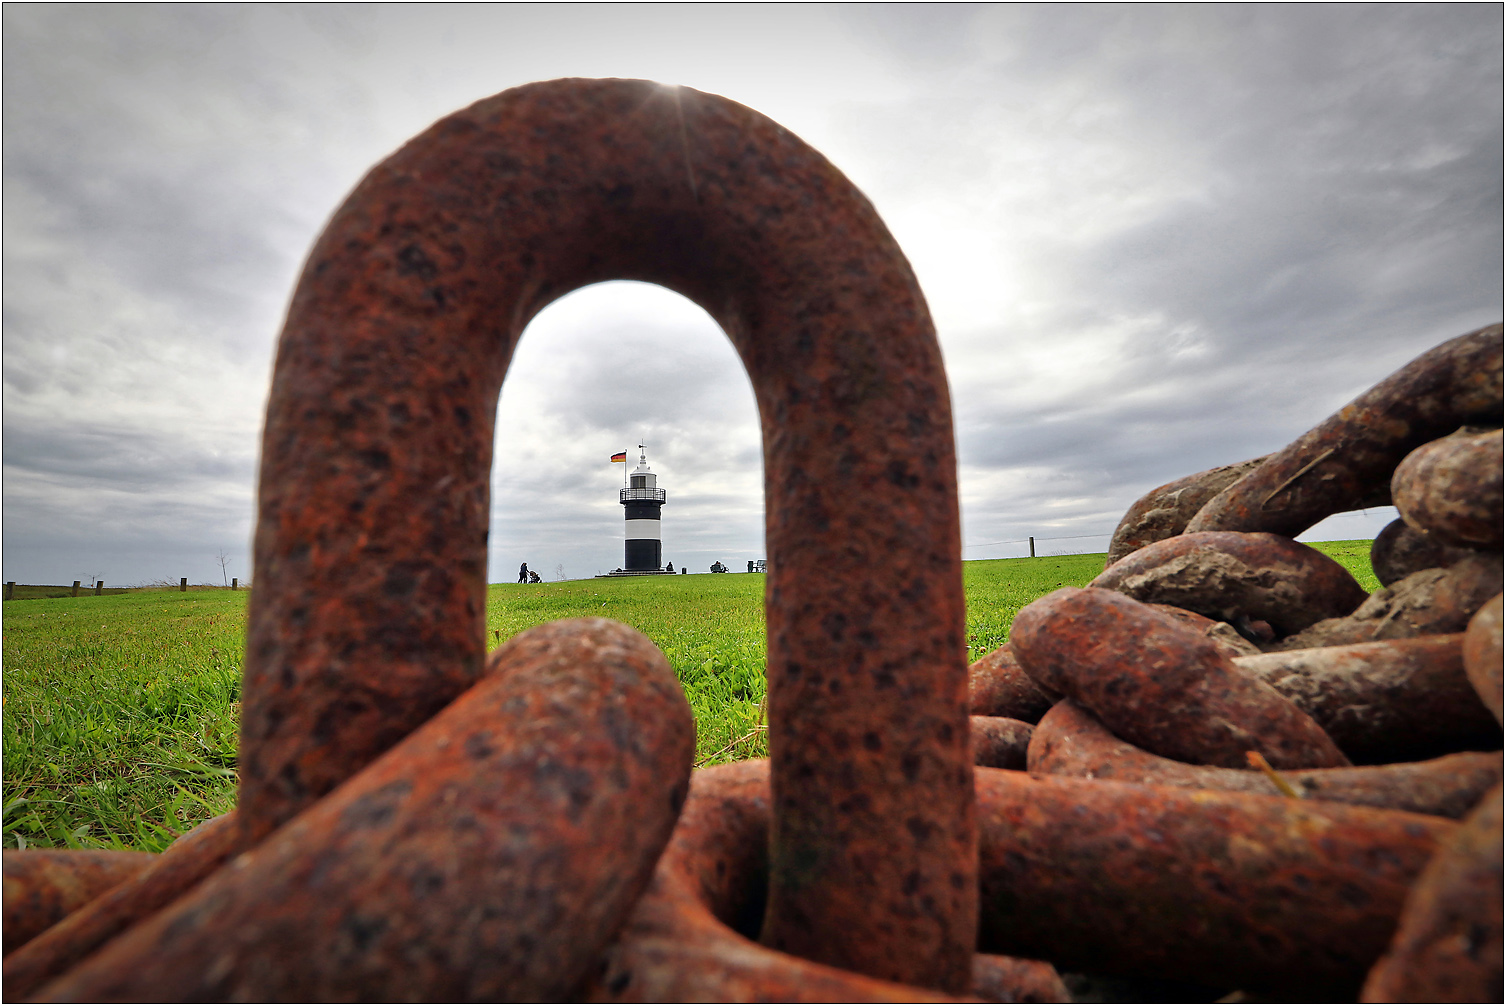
[665,562,675,573]
[518,562,529,583]
[529,570,541,583]
[710,561,728,574]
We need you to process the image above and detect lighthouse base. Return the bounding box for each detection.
[623,538,663,571]
[599,569,677,577]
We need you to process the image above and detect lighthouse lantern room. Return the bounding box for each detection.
[620,448,667,571]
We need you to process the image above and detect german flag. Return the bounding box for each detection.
[610,451,628,463]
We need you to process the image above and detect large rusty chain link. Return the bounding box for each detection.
[10,77,979,1001]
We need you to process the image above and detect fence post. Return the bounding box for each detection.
[71,580,81,597]
[4,582,12,601]
[95,581,104,596]
[180,577,188,592]
[232,577,239,591]
[1028,536,1035,558]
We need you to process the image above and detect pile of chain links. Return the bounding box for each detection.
[970,324,1502,1000]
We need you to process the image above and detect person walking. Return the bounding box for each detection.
[518,562,529,583]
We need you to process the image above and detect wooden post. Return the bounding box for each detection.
[1029,536,1035,558]
[232,577,238,591]
[180,577,188,592]
[4,582,13,601]
[95,581,104,596]
[71,580,81,597]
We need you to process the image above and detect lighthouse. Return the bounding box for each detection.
[620,447,667,571]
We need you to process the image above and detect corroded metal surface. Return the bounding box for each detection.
[1464,593,1504,724]
[1278,552,1503,650]
[1145,602,1262,656]
[969,716,1033,770]
[584,761,967,1003]
[1091,530,1368,637]
[38,620,693,1003]
[1,850,156,957]
[1370,517,1477,586]
[234,77,974,991]
[1393,428,1504,548]
[1029,700,1501,819]
[589,761,1073,1004]
[1188,325,1504,537]
[1362,784,1503,1002]
[1236,634,1501,764]
[1009,587,1349,769]
[967,645,1054,722]
[2,810,238,1000]
[970,953,1070,1004]
[974,768,1456,998]
[1105,455,1268,567]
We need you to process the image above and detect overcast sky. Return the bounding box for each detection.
[3,4,1501,586]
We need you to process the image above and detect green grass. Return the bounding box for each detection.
[962,553,1111,663]
[487,576,770,769]
[6,584,135,600]
[3,540,1379,852]
[3,591,246,852]
[1307,538,1382,594]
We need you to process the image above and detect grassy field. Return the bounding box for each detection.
[2,542,1379,852]
[6,584,134,600]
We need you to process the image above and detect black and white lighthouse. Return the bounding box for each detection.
[620,447,666,571]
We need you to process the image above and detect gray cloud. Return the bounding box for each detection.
[833,4,1502,556]
[3,5,1498,585]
